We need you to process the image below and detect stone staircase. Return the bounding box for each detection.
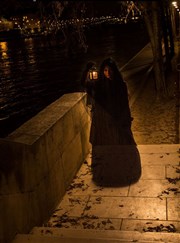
[12,227,180,242]
[12,145,180,243]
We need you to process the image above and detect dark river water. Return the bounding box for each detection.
[0,22,149,137]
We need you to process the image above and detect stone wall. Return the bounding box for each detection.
[0,92,91,243]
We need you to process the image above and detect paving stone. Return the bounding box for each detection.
[167,198,180,221]
[128,179,179,198]
[166,165,180,178]
[67,176,129,197]
[140,165,165,179]
[84,196,166,220]
[76,162,92,178]
[121,219,180,233]
[52,195,89,217]
[139,153,179,166]
[46,216,121,231]
[66,162,129,197]
[137,145,180,154]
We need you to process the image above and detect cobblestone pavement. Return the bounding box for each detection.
[130,73,179,145]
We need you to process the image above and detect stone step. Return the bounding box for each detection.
[12,227,180,243]
[11,235,164,243]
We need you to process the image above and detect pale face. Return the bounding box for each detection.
[103,66,113,80]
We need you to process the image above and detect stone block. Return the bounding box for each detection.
[62,133,83,187]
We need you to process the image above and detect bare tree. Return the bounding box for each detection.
[139,1,172,96]
[37,0,87,54]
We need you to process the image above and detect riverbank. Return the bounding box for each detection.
[0,22,149,138]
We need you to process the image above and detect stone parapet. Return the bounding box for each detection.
[0,92,91,243]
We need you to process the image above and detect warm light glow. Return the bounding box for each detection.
[172,1,178,9]
[0,42,8,60]
[92,71,98,79]
[0,42,8,52]
[89,70,98,80]
[89,72,93,79]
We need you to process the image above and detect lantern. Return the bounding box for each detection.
[89,66,98,81]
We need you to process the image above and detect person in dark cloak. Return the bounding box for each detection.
[90,57,136,146]
[89,57,138,186]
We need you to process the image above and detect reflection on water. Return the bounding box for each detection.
[0,23,149,137]
[0,42,8,59]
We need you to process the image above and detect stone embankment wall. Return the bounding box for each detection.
[0,92,91,243]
